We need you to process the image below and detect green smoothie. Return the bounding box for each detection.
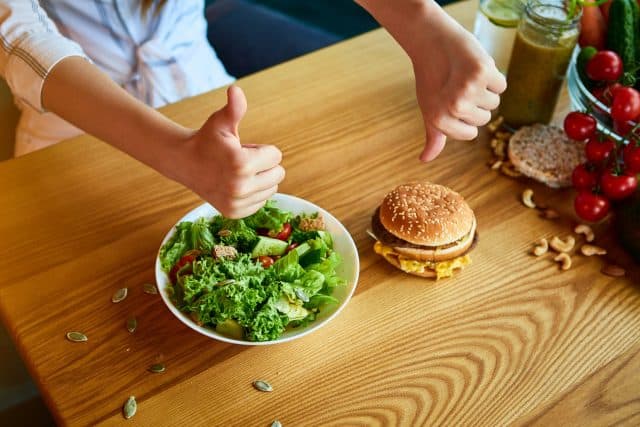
[499,2,579,128]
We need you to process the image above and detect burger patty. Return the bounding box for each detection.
[371,208,478,253]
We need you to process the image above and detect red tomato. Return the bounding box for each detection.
[257,255,275,268]
[574,191,611,222]
[591,86,610,106]
[600,0,612,21]
[169,250,201,283]
[285,242,299,253]
[585,137,615,162]
[563,112,597,140]
[623,144,640,173]
[579,5,607,50]
[271,223,292,241]
[611,87,640,123]
[572,163,599,190]
[601,170,638,200]
[614,118,637,137]
[586,51,623,82]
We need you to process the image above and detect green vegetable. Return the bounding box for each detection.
[250,236,289,257]
[159,222,192,271]
[607,0,638,72]
[160,202,345,342]
[244,200,291,231]
[577,46,598,89]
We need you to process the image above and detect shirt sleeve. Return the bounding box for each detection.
[0,0,89,111]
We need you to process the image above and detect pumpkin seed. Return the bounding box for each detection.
[148,363,165,373]
[66,331,88,342]
[143,283,158,295]
[126,317,137,333]
[252,380,273,392]
[112,288,128,303]
[218,229,232,237]
[271,421,282,427]
[123,396,137,419]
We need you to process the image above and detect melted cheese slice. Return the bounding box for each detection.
[374,241,471,279]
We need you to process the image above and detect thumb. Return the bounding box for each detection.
[419,125,447,162]
[202,85,247,138]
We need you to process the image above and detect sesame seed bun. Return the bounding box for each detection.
[379,182,475,247]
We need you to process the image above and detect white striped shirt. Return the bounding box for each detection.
[0,0,234,156]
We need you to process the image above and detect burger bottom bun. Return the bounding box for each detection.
[380,252,438,278]
[393,218,477,262]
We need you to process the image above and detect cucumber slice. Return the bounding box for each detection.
[215,319,244,340]
[317,230,333,248]
[250,236,288,258]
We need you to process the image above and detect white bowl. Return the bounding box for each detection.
[155,193,360,345]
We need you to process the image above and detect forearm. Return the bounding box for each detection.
[354,0,456,58]
[42,57,191,179]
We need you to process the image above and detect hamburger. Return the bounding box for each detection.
[371,182,477,279]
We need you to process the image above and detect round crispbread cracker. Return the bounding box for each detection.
[508,124,586,188]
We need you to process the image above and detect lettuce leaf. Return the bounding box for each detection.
[244,200,291,231]
[209,216,258,252]
[159,222,192,271]
[191,217,215,252]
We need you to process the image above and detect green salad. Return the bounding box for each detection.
[159,200,346,342]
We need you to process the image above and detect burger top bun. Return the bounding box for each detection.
[379,182,475,247]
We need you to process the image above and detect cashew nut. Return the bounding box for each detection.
[580,244,607,256]
[540,208,560,220]
[487,116,504,133]
[532,238,549,256]
[574,224,595,242]
[550,235,575,253]
[495,130,513,141]
[522,189,536,209]
[601,264,625,277]
[554,253,572,270]
[493,139,506,158]
[491,160,503,170]
[501,162,522,177]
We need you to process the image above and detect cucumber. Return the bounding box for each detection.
[215,319,244,340]
[576,46,597,89]
[614,192,640,263]
[250,236,288,258]
[607,0,638,72]
[316,230,333,248]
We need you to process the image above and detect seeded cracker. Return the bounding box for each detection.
[508,124,585,188]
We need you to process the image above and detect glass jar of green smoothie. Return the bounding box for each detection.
[499,0,580,128]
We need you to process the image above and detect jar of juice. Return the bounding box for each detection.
[499,0,580,128]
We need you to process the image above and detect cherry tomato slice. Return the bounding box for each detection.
[563,112,597,140]
[585,137,615,163]
[574,191,611,222]
[572,163,599,191]
[586,50,623,82]
[169,250,201,283]
[257,255,275,268]
[601,170,638,200]
[285,242,299,253]
[271,223,292,241]
[611,87,640,123]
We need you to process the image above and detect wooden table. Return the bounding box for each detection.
[1,1,639,425]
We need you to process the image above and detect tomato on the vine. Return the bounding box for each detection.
[563,112,597,140]
[601,170,638,200]
[572,163,599,190]
[611,87,640,123]
[574,191,611,222]
[623,143,640,173]
[586,51,623,82]
[585,136,615,162]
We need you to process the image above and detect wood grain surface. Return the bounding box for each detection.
[0,1,638,425]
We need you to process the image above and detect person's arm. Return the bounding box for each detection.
[355,0,507,161]
[42,58,285,219]
[0,1,284,218]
